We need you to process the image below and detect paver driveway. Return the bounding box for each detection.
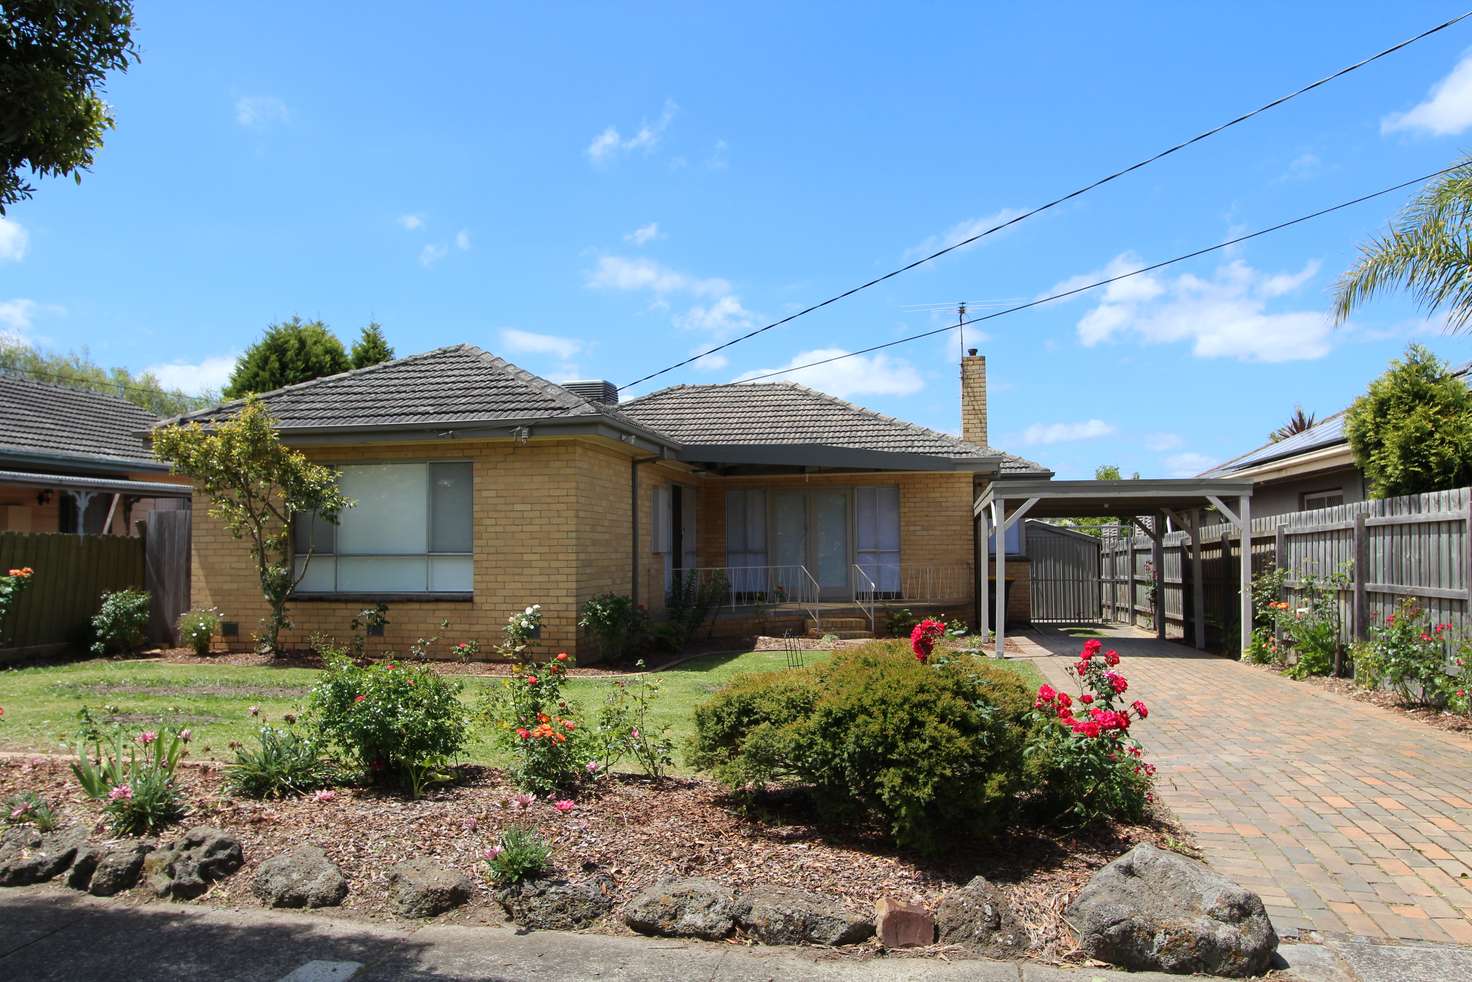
[1008,625,1472,945]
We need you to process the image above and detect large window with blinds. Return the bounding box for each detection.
[293,462,473,595]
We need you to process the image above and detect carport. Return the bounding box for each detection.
[974,478,1255,656]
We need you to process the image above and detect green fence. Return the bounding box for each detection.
[0,532,145,650]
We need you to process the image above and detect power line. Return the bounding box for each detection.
[733,164,1463,385]
[620,10,1472,392]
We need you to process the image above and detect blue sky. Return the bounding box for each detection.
[4,2,1472,478]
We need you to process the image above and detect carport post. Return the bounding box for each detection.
[1189,508,1205,650]
[1239,494,1253,658]
[992,497,1006,657]
[975,509,989,640]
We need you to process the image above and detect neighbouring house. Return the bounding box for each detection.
[1198,362,1470,518]
[0,373,192,534]
[164,345,1048,658]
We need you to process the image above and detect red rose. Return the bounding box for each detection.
[1131,699,1149,719]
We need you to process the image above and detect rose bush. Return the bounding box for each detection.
[1355,599,1454,705]
[1024,639,1154,828]
[0,566,34,643]
[482,651,594,794]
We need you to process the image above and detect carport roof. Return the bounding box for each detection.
[974,477,1254,519]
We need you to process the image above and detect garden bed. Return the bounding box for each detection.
[0,754,1188,963]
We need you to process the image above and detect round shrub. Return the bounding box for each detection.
[177,607,221,656]
[690,641,1034,852]
[90,589,151,656]
[308,655,468,797]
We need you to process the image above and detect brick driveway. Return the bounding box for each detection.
[1010,625,1472,945]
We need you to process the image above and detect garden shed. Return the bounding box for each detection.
[975,478,1254,656]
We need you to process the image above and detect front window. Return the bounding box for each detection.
[1302,489,1344,511]
[293,461,473,595]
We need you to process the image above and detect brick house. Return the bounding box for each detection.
[0,374,191,534]
[168,345,1047,658]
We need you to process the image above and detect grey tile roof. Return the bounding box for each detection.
[166,344,625,432]
[0,373,162,469]
[620,382,1050,472]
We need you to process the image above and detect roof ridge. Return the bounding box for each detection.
[0,371,161,419]
[771,379,999,456]
[157,344,472,427]
[465,346,599,416]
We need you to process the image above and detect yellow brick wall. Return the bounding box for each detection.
[191,437,654,661]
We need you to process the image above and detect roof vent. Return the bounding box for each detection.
[562,379,620,405]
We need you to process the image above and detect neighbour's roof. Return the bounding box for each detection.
[1200,360,1472,478]
[0,373,163,470]
[619,382,1050,473]
[163,344,641,433]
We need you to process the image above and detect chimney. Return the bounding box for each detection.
[561,379,619,405]
[960,349,987,447]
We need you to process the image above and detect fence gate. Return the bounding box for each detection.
[1026,521,1103,623]
[143,509,191,645]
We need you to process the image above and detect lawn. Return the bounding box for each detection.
[0,649,1044,772]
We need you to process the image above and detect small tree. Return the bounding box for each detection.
[350,322,394,368]
[1269,405,1316,443]
[1345,344,1472,499]
[152,398,350,655]
[224,317,351,398]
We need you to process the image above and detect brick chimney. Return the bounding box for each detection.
[960,349,987,447]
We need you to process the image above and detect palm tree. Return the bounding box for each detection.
[1334,160,1472,331]
[1269,405,1316,443]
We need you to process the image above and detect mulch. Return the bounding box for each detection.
[0,754,1190,963]
[1243,663,1472,737]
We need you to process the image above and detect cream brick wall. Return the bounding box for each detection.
[191,437,655,661]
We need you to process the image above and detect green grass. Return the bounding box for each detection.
[0,648,1044,773]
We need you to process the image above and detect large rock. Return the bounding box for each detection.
[737,885,874,946]
[935,875,1026,955]
[386,858,474,918]
[0,826,88,886]
[253,845,348,909]
[498,875,615,930]
[623,878,743,940]
[145,827,244,900]
[66,844,104,890]
[1066,843,1278,977]
[89,841,154,897]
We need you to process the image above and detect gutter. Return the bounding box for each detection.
[0,447,168,474]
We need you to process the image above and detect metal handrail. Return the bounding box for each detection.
[851,563,974,604]
[851,564,877,634]
[650,564,823,635]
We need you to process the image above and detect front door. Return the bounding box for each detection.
[767,490,850,600]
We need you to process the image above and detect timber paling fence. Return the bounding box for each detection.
[0,511,191,657]
[1098,486,1472,652]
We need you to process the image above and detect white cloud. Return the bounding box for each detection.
[1279,152,1322,182]
[0,298,63,343]
[1019,419,1117,446]
[145,355,238,396]
[419,243,449,267]
[455,229,471,251]
[235,95,289,128]
[625,222,661,245]
[1143,432,1183,452]
[586,99,679,164]
[674,295,760,335]
[1164,451,1217,478]
[1062,253,1332,362]
[1382,52,1472,136]
[736,348,924,399]
[0,217,29,262]
[707,139,729,170]
[586,255,728,297]
[498,328,584,361]
[905,207,1028,261]
[398,213,425,231]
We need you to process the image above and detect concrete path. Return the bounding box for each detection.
[1010,626,1472,945]
[0,886,1222,982]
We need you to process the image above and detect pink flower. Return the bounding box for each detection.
[630,728,640,740]
[313,790,337,802]
[552,799,575,814]
[107,785,133,802]
[586,761,601,774]
[10,803,32,819]
[354,694,366,703]
[136,730,158,746]
[178,728,192,743]
[483,845,503,861]
[510,793,535,811]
